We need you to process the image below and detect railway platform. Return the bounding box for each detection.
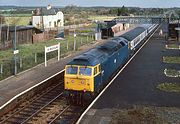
[79,24,180,123]
[0,27,134,114]
[0,40,103,108]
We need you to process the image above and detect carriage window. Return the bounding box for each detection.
[79,67,92,76]
[94,67,97,75]
[66,66,78,75]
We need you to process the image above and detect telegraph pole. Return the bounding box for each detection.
[73,16,76,51]
[13,26,18,75]
[0,16,2,45]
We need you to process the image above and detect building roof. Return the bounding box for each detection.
[33,7,60,16]
[1,25,35,32]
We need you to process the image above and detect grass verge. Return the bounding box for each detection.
[111,105,180,124]
[166,44,180,49]
[0,35,94,81]
[164,69,180,77]
[5,16,31,26]
[163,56,180,64]
[157,83,180,93]
[0,35,92,60]
[88,15,117,21]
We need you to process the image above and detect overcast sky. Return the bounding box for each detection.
[0,0,180,8]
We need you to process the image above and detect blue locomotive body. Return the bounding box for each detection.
[64,24,158,103]
[94,37,129,91]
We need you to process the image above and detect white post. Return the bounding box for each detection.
[74,38,76,51]
[74,33,76,51]
[45,46,47,67]
[58,43,60,61]
[35,53,37,63]
[81,38,82,44]
[67,40,69,50]
[0,64,3,74]
[20,58,22,68]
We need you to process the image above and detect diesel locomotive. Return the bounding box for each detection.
[64,24,158,104]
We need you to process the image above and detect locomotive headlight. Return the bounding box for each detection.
[87,80,90,86]
[81,80,85,84]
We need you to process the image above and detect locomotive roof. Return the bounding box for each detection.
[120,25,149,41]
[67,48,107,66]
[97,40,123,53]
[67,38,127,66]
[112,37,128,45]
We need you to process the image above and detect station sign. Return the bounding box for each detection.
[45,44,59,53]
[13,50,19,54]
[45,43,60,67]
[74,33,76,38]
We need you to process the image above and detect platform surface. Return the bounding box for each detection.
[80,24,180,124]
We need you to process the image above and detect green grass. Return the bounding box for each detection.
[5,16,30,25]
[0,35,93,60]
[111,105,180,124]
[163,56,180,64]
[157,83,180,93]
[166,44,180,49]
[0,40,58,60]
[0,34,95,81]
[75,29,93,33]
[88,15,117,21]
[3,14,32,17]
[164,69,180,77]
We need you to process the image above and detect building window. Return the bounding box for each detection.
[54,21,57,27]
[37,23,40,28]
[57,19,61,26]
[49,22,51,27]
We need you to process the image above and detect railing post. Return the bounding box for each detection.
[0,64,3,74]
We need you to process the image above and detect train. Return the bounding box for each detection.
[64,24,158,104]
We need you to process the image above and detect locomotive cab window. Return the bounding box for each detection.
[79,67,92,76]
[94,67,98,75]
[98,65,101,72]
[66,66,78,75]
[120,42,125,46]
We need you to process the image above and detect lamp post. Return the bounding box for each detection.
[13,26,17,75]
[73,33,76,51]
[94,20,101,41]
[73,14,78,51]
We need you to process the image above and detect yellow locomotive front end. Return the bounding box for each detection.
[64,65,94,92]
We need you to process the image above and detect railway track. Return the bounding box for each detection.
[0,81,84,124]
